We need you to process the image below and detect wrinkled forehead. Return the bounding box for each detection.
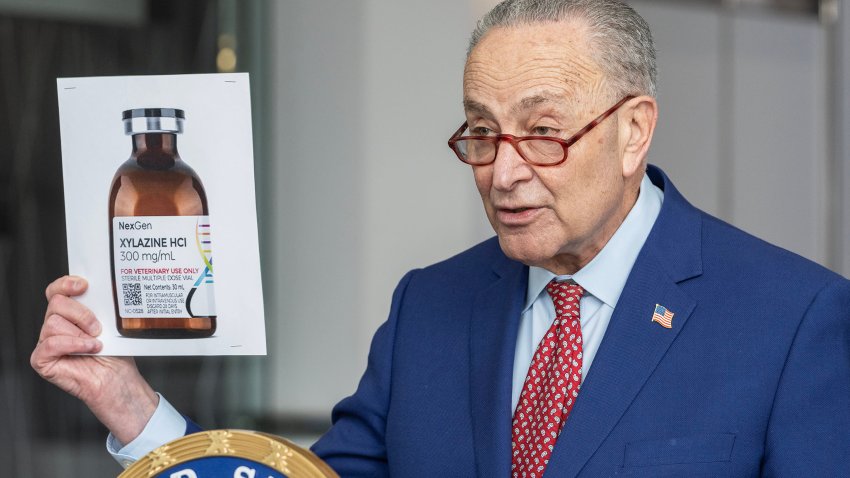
[462,21,605,113]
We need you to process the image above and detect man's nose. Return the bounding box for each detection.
[491,138,533,191]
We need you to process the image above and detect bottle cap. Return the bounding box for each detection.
[123,108,185,135]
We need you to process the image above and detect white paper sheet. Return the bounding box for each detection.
[57,73,266,356]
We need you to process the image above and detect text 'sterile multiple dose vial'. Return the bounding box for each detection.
[109,108,217,338]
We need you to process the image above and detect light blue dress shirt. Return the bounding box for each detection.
[107,392,187,468]
[109,173,663,468]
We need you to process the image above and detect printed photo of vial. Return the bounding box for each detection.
[108,108,217,338]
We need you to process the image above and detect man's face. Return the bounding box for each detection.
[463,21,635,274]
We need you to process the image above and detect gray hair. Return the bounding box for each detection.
[468,0,657,98]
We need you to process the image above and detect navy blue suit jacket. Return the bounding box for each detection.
[195,166,850,476]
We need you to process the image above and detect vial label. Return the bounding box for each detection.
[112,215,216,318]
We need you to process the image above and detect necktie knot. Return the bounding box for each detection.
[545,280,584,318]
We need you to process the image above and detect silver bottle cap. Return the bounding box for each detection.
[123,108,185,135]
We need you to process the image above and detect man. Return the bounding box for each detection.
[33,0,850,476]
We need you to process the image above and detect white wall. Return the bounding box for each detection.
[838,0,850,277]
[359,0,492,359]
[633,1,830,265]
[267,0,366,415]
[267,0,489,415]
[728,12,828,264]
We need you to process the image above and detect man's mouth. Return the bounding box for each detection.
[495,206,541,226]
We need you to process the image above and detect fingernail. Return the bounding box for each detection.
[69,279,81,291]
[92,321,102,336]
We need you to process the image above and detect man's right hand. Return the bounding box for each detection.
[31,275,159,446]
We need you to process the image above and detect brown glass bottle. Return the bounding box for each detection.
[109,108,216,338]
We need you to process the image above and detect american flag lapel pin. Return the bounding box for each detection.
[652,304,674,329]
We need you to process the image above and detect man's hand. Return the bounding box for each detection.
[31,275,159,445]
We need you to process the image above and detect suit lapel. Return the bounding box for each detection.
[545,166,704,477]
[469,254,527,478]
[544,254,697,477]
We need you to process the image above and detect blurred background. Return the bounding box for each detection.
[0,0,847,475]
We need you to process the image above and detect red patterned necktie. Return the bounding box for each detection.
[511,280,585,478]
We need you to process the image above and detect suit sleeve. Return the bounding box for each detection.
[762,277,850,475]
[185,417,202,435]
[310,269,417,477]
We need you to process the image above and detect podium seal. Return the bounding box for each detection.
[119,430,338,478]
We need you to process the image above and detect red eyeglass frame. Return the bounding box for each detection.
[447,95,635,166]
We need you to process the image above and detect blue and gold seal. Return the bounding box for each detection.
[119,430,338,478]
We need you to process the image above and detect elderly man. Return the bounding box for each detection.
[33,0,850,476]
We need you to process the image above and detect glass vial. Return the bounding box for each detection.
[109,108,217,338]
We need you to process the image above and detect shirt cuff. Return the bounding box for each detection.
[106,393,187,469]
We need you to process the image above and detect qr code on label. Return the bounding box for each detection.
[122,283,142,306]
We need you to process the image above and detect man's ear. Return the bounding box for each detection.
[619,95,658,179]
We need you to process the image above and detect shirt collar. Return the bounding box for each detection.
[525,173,663,310]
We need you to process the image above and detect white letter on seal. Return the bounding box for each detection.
[234,466,256,478]
[170,470,198,478]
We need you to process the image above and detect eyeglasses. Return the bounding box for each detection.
[447,95,635,166]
